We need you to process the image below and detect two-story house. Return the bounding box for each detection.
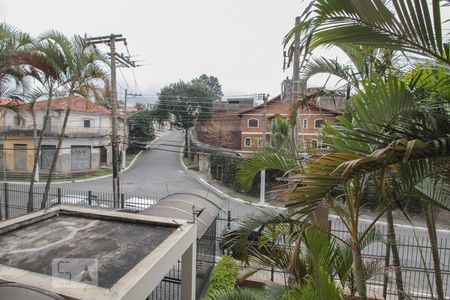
[0,97,114,176]
[237,91,344,152]
[238,95,291,152]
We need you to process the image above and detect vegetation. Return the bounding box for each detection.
[228,1,450,299]
[192,74,223,98]
[154,79,216,156]
[206,255,239,299]
[128,109,155,153]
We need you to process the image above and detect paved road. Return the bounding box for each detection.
[58,130,258,216]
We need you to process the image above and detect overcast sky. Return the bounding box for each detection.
[0,0,343,104]
[0,0,448,105]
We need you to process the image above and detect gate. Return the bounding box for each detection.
[71,146,91,170]
[41,145,55,170]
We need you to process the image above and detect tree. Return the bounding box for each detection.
[128,110,155,152]
[191,74,223,98]
[40,32,109,209]
[154,80,215,156]
[281,2,450,298]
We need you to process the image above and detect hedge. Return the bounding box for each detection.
[206,255,239,299]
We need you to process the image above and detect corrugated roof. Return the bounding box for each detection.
[140,191,225,238]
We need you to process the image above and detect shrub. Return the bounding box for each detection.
[206,255,239,299]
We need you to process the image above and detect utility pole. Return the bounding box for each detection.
[122,89,142,169]
[260,94,269,205]
[290,16,301,155]
[86,34,136,208]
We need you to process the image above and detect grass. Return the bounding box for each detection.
[126,152,140,166]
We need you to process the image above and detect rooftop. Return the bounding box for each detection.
[30,97,111,115]
[0,206,197,300]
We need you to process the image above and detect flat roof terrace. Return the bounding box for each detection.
[0,206,197,300]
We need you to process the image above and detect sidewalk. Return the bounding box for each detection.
[180,157,284,209]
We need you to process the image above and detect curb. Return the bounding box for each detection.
[179,146,281,209]
[2,132,167,186]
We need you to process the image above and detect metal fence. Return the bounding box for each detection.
[1,185,449,300]
[0,182,158,220]
[214,210,450,300]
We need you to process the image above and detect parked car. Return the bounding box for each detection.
[122,197,157,211]
[50,195,109,208]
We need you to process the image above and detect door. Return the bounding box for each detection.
[40,145,56,170]
[71,146,91,170]
[14,144,27,171]
[100,146,107,165]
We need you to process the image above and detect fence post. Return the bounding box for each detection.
[227,211,231,229]
[121,193,125,209]
[88,191,92,206]
[57,188,62,205]
[383,243,391,299]
[4,183,9,220]
[270,267,274,282]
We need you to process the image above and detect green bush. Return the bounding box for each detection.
[206,255,239,299]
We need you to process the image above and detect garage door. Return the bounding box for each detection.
[41,145,56,170]
[71,146,91,170]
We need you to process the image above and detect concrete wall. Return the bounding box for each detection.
[198,153,210,175]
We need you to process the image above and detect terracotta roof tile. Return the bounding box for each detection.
[32,97,110,115]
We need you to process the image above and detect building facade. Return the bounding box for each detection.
[0,97,114,176]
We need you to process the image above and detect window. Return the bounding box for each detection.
[257,138,263,148]
[314,119,325,129]
[244,137,252,147]
[302,119,308,128]
[311,139,318,149]
[83,119,91,128]
[248,118,259,128]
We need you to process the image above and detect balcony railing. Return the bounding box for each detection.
[0,125,111,137]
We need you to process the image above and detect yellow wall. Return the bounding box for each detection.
[4,136,35,172]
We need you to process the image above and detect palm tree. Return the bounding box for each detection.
[0,23,56,95]
[221,206,384,299]
[281,2,450,298]
[26,36,68,212]
[39,32,109,209]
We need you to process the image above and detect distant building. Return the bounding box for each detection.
[213,96,255,111]
[0,97,118,176]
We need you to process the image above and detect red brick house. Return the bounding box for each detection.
[237,92,344,152]
[193,90,344,153]
[237,95,290,152]
[296,102,342,151]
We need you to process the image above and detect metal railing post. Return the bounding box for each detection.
[383,243,391,299]
[88,191,92,206]
[4,182,9,219]
[227,211,231,229]
[121,193,125,209]
[57,188,62,204]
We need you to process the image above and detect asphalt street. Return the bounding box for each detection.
[58,130,258,216]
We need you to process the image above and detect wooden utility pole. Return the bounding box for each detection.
[86,34,136,208]
[122,89,142,169]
